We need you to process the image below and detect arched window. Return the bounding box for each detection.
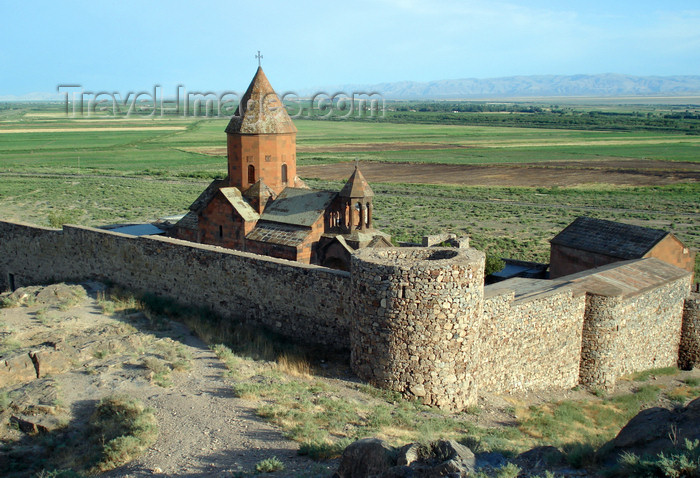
[281,163,288,183]
[248,165,255,184]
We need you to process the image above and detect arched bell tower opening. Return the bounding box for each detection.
[248,165,256,184]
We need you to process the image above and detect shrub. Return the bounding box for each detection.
[254,456,285,473]
[89,395,158,472]
[613,439,700,477]
[298,439,352,461]
[485,255,506,276]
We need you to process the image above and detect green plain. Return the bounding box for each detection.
[0,105,698,279]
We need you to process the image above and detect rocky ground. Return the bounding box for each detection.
[0,283,324,477]
[1,283,699,477]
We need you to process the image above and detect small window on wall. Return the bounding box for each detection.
[281,163,288,183]
[219,225,223,238]
[248,165,255,184]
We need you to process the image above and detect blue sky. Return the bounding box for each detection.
[1,0,700,96]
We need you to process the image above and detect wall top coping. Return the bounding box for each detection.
[58,223,351,278]
[352,247,484,271]
[487,257,691,302]
[0,219,60,232]
[565,257,691,299]
[485,277,575,304]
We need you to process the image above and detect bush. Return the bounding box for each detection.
[89,395,158,472]
[255,456,285,473]
[612,439,700,477]
[298,439,353,461]
[485,255,505,276]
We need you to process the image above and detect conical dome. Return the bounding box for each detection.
[225,67,297,135]
[339,165,374,198]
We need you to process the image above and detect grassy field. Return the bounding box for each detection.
[0,103,698,279]
[1,103,699,475]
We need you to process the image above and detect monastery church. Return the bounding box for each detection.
[172,67,391,269]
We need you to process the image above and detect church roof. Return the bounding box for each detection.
[242,178,276,202]
[188,178,227,213]
[339,166,374,198]
[175,210,198,231]
[224,67,297,135]
[217,187,260,222]
[246,221,310,247]
[259,187,337,227]
[551,216,670,260]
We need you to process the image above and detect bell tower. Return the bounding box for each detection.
[338,164,374,232]
[225,66,297,195]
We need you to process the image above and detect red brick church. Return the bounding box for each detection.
[172,67,391,269]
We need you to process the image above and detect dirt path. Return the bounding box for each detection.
[0,285,319,477]
[102,326,313,477]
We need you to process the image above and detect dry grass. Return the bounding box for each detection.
[89,394,158,473]
[276,353,311,378]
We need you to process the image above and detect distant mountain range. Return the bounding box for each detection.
[308,74,700,100]
[4,74,700,102]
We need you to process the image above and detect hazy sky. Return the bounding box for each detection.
[2,0,699,95]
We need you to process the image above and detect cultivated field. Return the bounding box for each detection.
[0,103,698,279]
[1,103,700,475]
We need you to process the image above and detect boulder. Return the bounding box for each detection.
[10,413,66,434]
[335,438,395,478]
[0,353,37,387]
[29,345,74,378]
[515,446,564,468]
[336,439,475,478]
[606,397,700,459]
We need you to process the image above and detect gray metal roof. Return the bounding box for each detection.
[108,224,166,236]
[259,187,336,227]
[551,216,669,260]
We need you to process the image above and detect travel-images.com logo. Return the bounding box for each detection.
[56,85,385,119]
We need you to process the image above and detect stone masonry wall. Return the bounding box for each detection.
[350,247,485,411]
[580,277,691,389]
[0,221,351,348]
[0,220,694,410]
[679,293,700,370]
[480,288,586,393]
[579,293,623,389]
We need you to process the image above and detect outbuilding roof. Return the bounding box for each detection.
[224,67,297,135]
[550,217,669,260]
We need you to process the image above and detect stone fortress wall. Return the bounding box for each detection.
[0,220,697,411]
[0,221,351,348]
[680,293,700,370]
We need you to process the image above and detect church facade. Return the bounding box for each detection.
[171,67,391,269]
